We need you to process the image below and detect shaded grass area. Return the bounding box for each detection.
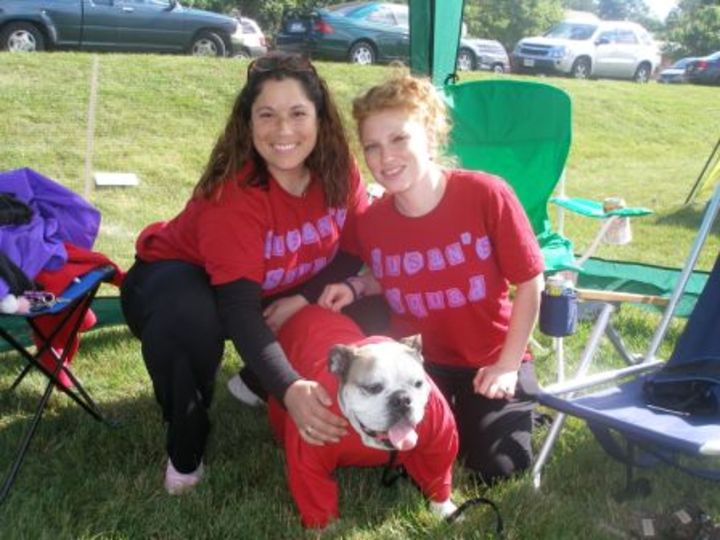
[0,53,719,537]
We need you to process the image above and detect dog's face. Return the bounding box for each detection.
[328,335,430,451]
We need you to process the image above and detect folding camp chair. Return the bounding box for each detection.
[441,78,652,274]
[0,265,116,504]
[533,181,720,495]
[441,78,652,380]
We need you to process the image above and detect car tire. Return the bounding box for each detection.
[633,62,651,83]
[233,48,251,59]
[491,63,505,74]
[349,41,376,65]
[456,48,476,71]
[190,31,227,57]
[571,57,591,79]
[0,22,45,53]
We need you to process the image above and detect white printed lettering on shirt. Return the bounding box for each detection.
[286,229,302,253]
[446,288,467,308]
[283,266,298,285]
[334,208,347,228]
[264,231,273,260]
[406,293,428,318]
[468,274,487,301]
[460,232,472,245]
[425,290,446,310]
[371,248,383,278]
[403,251,424,275]
[272,235,285,257]
[298,262,313,277]
[385,288,405,314]
[316,215,333,238]
[475,236,492,260]
[427,248,446,271]
[445,242,465,266]
[262,268,285,290]
[386,255,402,277]
[301,222,320,244]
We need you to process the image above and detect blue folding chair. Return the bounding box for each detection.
[0,265,117,504]
[534,182,720,497]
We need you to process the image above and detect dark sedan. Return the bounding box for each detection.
[275,1,508,71]
[685,51,720,85]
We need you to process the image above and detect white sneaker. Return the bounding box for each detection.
[227,374,264,407]
[164,459,204,495]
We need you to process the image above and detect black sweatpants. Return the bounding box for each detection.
[425,361,538,485]
[121,259,224,474]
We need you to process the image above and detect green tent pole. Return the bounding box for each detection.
[409,0,465,86]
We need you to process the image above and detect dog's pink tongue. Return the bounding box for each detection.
[388,419,418,451]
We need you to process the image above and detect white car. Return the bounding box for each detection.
[512,19,661,82]
[230,15,267,58]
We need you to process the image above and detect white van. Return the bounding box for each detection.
[512,19,661,82]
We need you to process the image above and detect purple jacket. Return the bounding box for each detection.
[0,168,100,298]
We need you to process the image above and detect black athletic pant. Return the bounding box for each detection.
[121,259,224,474]
[425,361,538,485]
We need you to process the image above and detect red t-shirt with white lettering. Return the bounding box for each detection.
[357,169,544,369]
[135,163,368,297]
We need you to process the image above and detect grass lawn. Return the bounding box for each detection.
[0,52,719,539]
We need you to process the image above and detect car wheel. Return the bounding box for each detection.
[571,57,591,79]
[349,41,376,65]
[190,31,227,57]
[1,22,45,52]
[491,63,505,74]
[456,49,475,71]
[233,48,251,59]
[633,62,651,83]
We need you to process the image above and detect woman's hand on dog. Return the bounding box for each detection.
[264,295,308,333]
[284,380,348,445]
[317,283,354,312]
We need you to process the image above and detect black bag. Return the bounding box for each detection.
[0,192,33,226]
[643,358,720,417]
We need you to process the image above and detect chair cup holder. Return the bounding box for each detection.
[539,291,578,337]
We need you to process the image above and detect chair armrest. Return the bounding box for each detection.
[550,196,652,219]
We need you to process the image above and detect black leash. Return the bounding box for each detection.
[380,451,505,537]
[381,451,407,487]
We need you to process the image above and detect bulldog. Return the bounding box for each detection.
[268,305,459,529]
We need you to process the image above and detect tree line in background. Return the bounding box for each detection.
[191,0,720,60]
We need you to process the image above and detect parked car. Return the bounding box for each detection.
[230,14,268,58]
[0,0,245,57]
[685,52,720,85]
[512,18,661,82]
[457,38,510,73]
[657,57,696,83]
[276,1,508,72]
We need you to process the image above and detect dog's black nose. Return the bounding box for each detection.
[390,391,411,412]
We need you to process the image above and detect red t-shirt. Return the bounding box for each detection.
[135,163,368,297]
[357,169,544,369]
[269,305,458,529]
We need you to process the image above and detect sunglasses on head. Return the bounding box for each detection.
[247,54,316,77]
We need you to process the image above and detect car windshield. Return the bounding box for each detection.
[545,22,597,40]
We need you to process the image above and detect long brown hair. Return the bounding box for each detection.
[194,52,352,207]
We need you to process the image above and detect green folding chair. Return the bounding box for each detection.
[441,78,651,274]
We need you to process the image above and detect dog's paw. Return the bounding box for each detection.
[429,499,459,519]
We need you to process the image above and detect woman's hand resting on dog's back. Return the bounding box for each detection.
[284,380,348,445]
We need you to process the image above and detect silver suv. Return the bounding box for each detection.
[512,19,660,82]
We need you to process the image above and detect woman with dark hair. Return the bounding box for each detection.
[121,52,378,494]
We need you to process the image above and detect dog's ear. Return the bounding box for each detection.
[399,334,422,353]
[328,345,356,381]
